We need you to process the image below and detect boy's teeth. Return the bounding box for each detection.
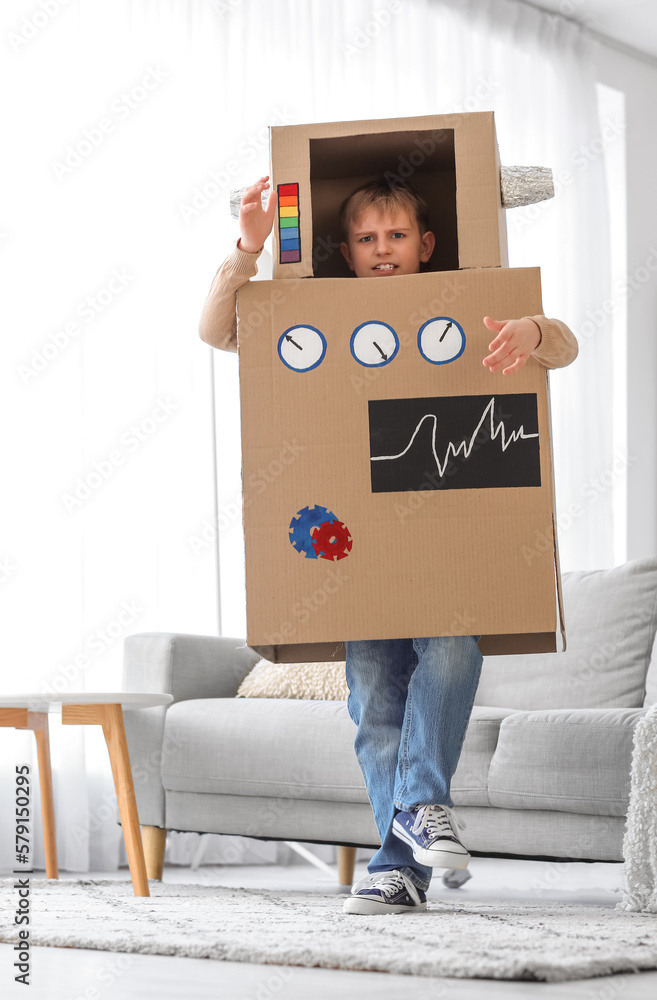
[375,264,395,269]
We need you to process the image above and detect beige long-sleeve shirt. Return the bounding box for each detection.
[199,239,579,369]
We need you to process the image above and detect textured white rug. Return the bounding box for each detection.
[1,878,657,982]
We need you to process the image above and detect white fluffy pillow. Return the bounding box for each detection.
[236,659,349,700]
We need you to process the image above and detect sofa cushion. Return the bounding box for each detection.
[487,707,646,816]
[475,557,657,710]
[161,697,369,803]
[161,699,512,807]
[451,707,517,806]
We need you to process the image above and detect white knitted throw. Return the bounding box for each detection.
[618,702,657,912]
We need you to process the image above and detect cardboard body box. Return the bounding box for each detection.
[236,112,565,662]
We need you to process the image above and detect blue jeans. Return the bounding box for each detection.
[345,635,483,892]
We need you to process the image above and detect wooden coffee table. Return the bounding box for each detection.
[0,692,173,897]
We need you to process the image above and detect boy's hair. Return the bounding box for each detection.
[338,178,431,243]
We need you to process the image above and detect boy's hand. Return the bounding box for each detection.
[482,316,542,375]
[238,175,278,253]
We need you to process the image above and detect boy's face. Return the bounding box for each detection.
[340,205,435,278]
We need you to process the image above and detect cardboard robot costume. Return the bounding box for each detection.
[219,112,578,662]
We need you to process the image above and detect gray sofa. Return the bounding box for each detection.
[122,557,657,884]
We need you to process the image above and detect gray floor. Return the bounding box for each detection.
[2,856,657,999]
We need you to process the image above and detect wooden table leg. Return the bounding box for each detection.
[63,704,150,897]
[29,713,58,879]
[0,708,58,880]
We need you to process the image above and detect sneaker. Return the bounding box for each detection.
[392,803,470,868]
[342,869,427,914]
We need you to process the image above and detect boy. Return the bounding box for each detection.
[199,174,579,915]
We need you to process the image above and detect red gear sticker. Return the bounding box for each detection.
[310,520,353,561]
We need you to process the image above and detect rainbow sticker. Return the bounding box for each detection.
[277,182,300,263]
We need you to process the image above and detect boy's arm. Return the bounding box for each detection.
[528,315,579,370]
[484,314,579,374]
[198,238,264,352]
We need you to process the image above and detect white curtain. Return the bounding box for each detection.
[0,0,613,875]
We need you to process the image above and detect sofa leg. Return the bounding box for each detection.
[337,845,356,886]
[142,826,167,880]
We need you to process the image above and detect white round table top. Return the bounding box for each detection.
[0,692,173,711]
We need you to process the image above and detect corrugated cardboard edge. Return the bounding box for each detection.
[269,124,313,279]
[553,511,567,653]
[493,116,510,268]
[544,366,567,653]
[249,642,346,664]
[248,632,560,663]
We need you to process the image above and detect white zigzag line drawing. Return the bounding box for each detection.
[370,396,539,479]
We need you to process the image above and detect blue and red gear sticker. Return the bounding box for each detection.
[288,504,352,561]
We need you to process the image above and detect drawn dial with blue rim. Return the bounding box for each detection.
[278,325,327,372]
[417,316,466,365]
[350,321,399,368]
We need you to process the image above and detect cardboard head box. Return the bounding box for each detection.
[271,111,508,278]
[236,111,565,662]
